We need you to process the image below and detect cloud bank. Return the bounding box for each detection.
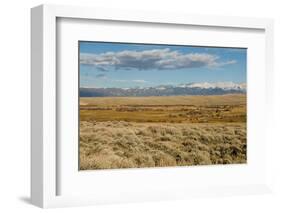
[80,48,236,71]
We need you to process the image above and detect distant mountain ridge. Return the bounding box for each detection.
[80,82,246,97]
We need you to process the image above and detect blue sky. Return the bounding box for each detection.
[79,41,246,88]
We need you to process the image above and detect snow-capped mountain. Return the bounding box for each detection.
[178,82,246,91]
[80,82,246,97]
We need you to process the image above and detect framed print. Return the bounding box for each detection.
[78,41,247,170]
[31,4,274,208]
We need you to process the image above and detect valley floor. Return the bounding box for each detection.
[79,94,247,170]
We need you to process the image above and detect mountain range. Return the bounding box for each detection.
[80,82,246,97]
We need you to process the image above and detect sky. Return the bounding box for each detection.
[79,41,246,88]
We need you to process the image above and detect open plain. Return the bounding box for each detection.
[79,94,246,170]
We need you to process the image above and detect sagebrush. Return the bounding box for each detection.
[79,95,246,170]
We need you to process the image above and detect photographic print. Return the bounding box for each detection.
[79,41,247,170]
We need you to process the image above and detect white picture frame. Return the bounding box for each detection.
[31,4,274,208]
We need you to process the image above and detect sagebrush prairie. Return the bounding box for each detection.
[79,94,246,170]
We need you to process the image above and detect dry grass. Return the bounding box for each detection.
[80,94,246,106]
[79,94,247,170]
[80,121,246,170]
[80,95,246,123]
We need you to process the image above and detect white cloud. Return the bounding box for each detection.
[80,48,236,71]
[131,80,149,83]
[112,79,149,84]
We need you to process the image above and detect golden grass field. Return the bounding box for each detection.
[79,94,246,170]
